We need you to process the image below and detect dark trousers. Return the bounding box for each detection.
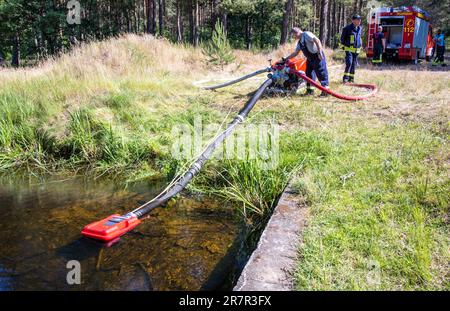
[372,45,383,65]
[306,52,329,88]
[343,51,358,82]
[435,45,445,63]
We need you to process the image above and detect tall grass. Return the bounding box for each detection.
[189,130,333,219]
[0,35,211,177]
[201,159,293,218]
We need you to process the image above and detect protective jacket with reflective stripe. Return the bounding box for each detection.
[341,23,362,52]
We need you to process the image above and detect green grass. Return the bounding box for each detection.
[291,120,449,290]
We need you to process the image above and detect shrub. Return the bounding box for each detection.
[203,21,235,67]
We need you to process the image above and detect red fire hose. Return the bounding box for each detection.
[295,72,378,101]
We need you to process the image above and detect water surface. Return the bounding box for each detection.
[0,175,248,290]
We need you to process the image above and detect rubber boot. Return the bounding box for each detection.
[320,86,330,97]
[305,88,314,96]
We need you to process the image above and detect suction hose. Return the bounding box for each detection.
[133,79,273,218]
[203,68,270,90]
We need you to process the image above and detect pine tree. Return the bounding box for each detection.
[203,20,235,67]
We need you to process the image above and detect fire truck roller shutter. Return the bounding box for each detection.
[413,17,429,58]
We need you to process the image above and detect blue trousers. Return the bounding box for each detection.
[435,45,445,63]
[306,52,329,88]
[344,51,358,82]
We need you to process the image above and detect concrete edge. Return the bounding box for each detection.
[233,184,307,291]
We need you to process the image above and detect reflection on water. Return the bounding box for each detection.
[0,175,249,290]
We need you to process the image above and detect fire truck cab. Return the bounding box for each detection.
[367,6,434,63]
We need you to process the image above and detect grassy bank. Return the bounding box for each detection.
[0,35,448,289]
[0,36,222,181]
[292,118,448,290]
[286,68,449,290]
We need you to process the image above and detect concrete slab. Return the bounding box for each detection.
[234,186,307,291]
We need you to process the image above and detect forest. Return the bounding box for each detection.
[0,0,448,66]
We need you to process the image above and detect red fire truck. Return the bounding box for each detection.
[367,6,434,63]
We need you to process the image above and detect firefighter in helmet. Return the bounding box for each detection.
[284,27,330,97]
[340,15,362,83]
[372,25,386,66]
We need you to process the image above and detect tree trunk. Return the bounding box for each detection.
[152,0,157,34]
[344,3,348,28]
[212,0,220,28]
[188,0,194,43]
[12,34,20,67]
[319,0,329,45]
[194,0,200,46]
[158,0,165,36]
[312,0,316,33]
[146,0,150,33]
[340,3,345,29]
[146,0,156,34]
[246,15,253,50]
[329,0,336,47]
[259,5,265,48]
[221,12,227,33]
[291,3,296,30]
[126,9,131,32]
[314,0,320,34]
[176,0,183,42]
[337,2,342,32]
[280,0,294,45]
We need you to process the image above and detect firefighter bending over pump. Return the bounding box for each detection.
[284,27,330,97]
